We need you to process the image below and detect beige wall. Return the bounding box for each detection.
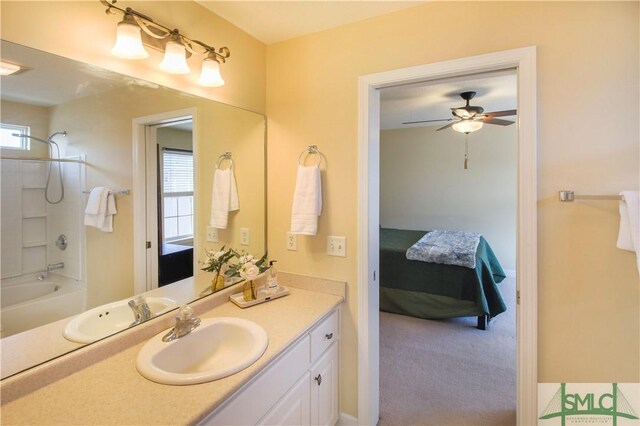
[0,1,266,114]
[380,125,517,270]
[1,100,50,159]
[266,1,639,416]
[50,85,265,308]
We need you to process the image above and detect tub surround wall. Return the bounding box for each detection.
[0,274,345,425]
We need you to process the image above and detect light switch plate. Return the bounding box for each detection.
[206,226,219,242]
[327,236,346,257]
[240,228,250,246]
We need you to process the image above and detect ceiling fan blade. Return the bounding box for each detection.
[481,117,515,126]
[436,122,457,131]
[402,118,453,125]
[485,109,517,118]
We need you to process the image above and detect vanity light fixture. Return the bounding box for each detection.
[102,0,230,86]
[452,119,483,134]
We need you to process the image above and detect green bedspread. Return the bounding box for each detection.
[379,228,507,319]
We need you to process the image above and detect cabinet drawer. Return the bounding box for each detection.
[199,335,310,425]
[309,310,338,362]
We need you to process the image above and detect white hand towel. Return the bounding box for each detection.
[291,165,322,235]
[616,190,640,273]
[100,192,118,233]
[84,187,108,229]
[84,188,118,233]
[210,168,239,229]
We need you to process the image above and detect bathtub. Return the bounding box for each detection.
[1,273,86,338]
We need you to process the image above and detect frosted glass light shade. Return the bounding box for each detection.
[111,20,149,59]
[159,41,190,74]
[452,120,483,134]
[198,58,224,87]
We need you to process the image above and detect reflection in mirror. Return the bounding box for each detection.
[0,40,266,378]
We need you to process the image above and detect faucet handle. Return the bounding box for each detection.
[177,305,195,320]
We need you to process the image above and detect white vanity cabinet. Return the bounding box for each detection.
[199,308,339,426]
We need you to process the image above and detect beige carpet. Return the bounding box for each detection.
[379,278,516,426]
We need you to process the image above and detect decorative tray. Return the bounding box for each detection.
[230,285,290,308]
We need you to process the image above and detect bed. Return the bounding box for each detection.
[379,228,507,329]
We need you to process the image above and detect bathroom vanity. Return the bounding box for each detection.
[0,275,344,425]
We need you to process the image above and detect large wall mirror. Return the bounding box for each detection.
[0,40,266,378]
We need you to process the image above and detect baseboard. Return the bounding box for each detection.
[504,269,516,278]
[337,412,358,426]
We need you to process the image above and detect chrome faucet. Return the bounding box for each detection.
[128,295,153,327]
[162,305,201,342]
[46,262,64,271]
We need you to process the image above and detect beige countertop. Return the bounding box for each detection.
[1,284,343,425]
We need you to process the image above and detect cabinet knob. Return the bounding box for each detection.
[314,374,322,386]
[325,333,333,340]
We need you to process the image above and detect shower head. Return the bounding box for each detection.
[48,131,67,139]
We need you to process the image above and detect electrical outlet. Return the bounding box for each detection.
[240,228,250,246]
[206,226,219,242]
[286,232,297,251]
[327,236,346,257]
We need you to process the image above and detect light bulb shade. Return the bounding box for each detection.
[198,58,225,87]
[111,19,149,59]
[159,41,190,74]
[452,120,484,133]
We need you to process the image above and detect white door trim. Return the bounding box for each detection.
[132,107,197,295]
[357,47,538,425]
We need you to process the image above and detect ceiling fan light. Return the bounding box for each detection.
[159,39,190,74]
[111,14,149,59]
[198,57,224,87]
[453,120,483,134]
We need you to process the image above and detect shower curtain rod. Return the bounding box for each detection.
[0,156,84,164]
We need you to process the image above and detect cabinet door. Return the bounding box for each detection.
[310,343,338,426]
[258,373,311,426]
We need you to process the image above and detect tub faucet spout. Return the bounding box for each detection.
[46,262,64,271]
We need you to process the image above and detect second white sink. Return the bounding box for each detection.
[136,317,268,385]
[63,297,178,343]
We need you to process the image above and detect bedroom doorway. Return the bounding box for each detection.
[377,69,517,424]
[357,47,538,425]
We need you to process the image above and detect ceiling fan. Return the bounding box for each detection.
[402,91,517,133]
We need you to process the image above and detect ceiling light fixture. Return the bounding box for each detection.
[102,0,230,86]
[452,120,483,134]
[0,61,22,76]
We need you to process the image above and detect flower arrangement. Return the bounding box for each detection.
[200,246,235,294]
[200,246,235,274]
[227,250,269,281]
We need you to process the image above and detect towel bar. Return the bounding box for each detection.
[82,189,130,195]
[559,190,623,202]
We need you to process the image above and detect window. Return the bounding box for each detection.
[0,123,30,150]
[161,148,194,242]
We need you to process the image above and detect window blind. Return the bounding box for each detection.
[162,149,193,194]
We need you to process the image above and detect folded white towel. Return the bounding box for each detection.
[210,168,239,229]
[84,188,118,233]
[616,190,640,273]
[291,165,322,235]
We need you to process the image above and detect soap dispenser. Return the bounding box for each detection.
[266,260,278,295]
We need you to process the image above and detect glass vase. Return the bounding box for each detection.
[242,279,257,302]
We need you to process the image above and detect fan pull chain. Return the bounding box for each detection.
[464,134,469,170]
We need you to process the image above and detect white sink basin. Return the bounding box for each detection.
[63,297,178,343]
[136,317,268,385]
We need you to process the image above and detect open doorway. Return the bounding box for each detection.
[357,47,538,425]
[377,70,517,424]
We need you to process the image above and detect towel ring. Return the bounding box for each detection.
[298,145,322,166]
[215,152,234,170]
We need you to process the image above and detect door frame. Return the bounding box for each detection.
[357,47,538,425]
[132,107,197,295]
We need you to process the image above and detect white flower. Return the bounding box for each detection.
[239,262,260,280]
